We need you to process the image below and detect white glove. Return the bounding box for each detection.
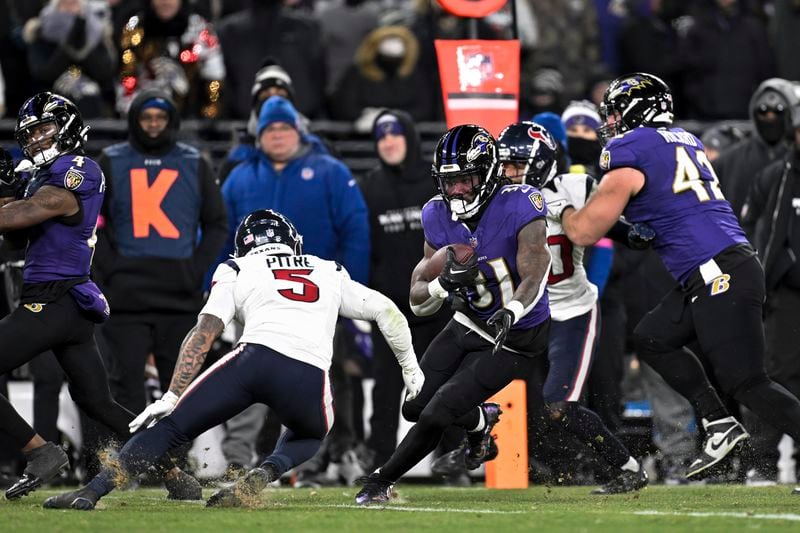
[129,391,179,433]
[402,366,425,401]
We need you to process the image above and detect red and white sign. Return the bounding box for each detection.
[435,39,520,138]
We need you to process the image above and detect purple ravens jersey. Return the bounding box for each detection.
[601,127,748,283]
[422,184,550,329]
[22,154,105,283]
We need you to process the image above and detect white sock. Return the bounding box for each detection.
[621,457,639,472]
[470,407,486,432]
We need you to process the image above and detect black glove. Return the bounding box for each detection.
[0,148,20,198]
[438,246,479,292]
[627,222,656,250]
[486,308,514,356]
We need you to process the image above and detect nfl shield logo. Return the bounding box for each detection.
[469,236,478,248]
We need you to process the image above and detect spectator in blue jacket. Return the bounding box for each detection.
[217,95,369,477]
[220,95,369,282]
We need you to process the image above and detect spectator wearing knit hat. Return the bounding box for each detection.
[561,100,603,177]
[219,59,328,183]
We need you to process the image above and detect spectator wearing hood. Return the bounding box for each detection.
[329,25,436,123]
[117,0,225,118]
[713,78,794,224]
[23,0,117,118]
[219,58,328,183]
[94,89,227,415]
[359,110,449,470]
[739,99,800,484]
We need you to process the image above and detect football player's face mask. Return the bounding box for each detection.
[433,124,500,220]
[19,121,59,167]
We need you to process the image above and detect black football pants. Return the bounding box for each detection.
[634,254,800,442]
[379,319,548,482]
[0,293,134,449]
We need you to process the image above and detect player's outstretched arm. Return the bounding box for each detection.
[0,185,79,232]
[561,167,644,246]
[341,280,425,400]
[487,219,550,353]
[408,241,446,317]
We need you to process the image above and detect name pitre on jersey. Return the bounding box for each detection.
[542,173,599,321]
[202,253,378,372]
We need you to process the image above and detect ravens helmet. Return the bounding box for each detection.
[597,73,673,145]
[432,124,500,219]
[497,122,559,188]
[15,92,88,167]
[234,209,303,258]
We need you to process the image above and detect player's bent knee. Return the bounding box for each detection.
[416,405,453,431]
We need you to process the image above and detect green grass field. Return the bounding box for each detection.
[3,485,799,532]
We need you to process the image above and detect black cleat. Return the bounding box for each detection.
[206,465,277,508]
[591,463,648,495]
[43,486,100,510]
[793,487,800,495]
[165,469,203,500]
[686,416,749,480]
[5,442,69,500]
[355,473,394,506]
[431,443,467,478]
[464,403,502,470]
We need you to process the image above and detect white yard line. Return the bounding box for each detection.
[632,510,800,522]
[310,504,526,514]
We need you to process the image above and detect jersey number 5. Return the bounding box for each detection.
[273,269,320,303]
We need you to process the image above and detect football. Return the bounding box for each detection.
[424,243,476,280]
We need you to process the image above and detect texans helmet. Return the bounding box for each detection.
[234,209,303,258]
[432,124,500,219]
[15,92,88,167]
[597,72,673,145]
[497,122,559,188]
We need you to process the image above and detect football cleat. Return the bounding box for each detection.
[5,442,69,500]
[685,416,749,480]
[354,473,394,506]
[464,403,502,470]
[43,486,100,510]
[206,465,277,508]
[165,469,203,500]
[591,464,648,495]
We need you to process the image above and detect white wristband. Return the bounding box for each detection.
[427,278,449,299]
[505,300,525,325]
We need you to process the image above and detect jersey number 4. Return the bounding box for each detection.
[273,269,320,303]
[672,146,725,202]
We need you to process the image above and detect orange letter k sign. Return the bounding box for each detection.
[130,168,180,238]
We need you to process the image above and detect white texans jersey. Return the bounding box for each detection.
[543,173,599,321]
[202,253,400,371]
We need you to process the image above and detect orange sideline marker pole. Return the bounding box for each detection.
[484,379,528,489]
